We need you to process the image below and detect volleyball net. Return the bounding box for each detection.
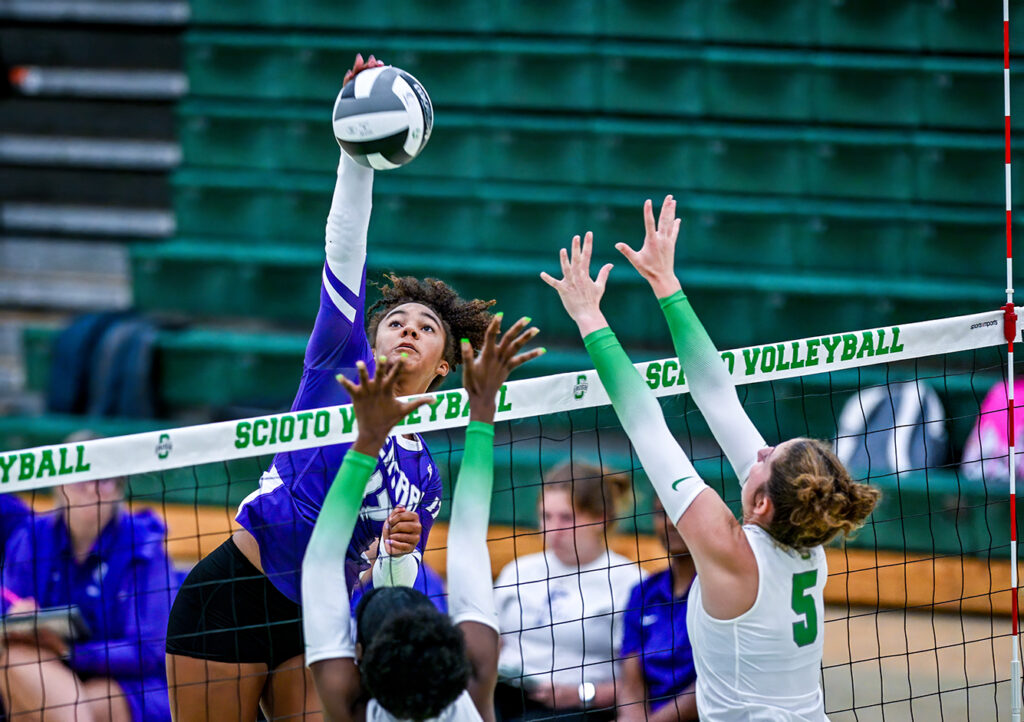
[1,306,1021,720]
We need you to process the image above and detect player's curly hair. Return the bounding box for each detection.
[366,274,496,385]
[765,438,881,550]
[360,607,470,721]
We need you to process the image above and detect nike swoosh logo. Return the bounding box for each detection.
[672,476,698,491]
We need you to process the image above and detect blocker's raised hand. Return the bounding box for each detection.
[540,231,613,337]
[461,313,544,424]
[337,358,433,458]
[616,195,683,299]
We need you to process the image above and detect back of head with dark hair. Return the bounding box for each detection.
[766,438,881,550]
[542,461,631,529]
[359,604,470,721]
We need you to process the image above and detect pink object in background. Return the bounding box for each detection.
[961,380,1024,482]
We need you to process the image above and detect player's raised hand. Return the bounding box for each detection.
[616,195,683,299]
[343,52,385,86]
[461,314,544,424]
[338,358,433,458]
[540,231,613,337]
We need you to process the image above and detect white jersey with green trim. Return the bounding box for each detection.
[366,690,482,722]
[687,524,828,721]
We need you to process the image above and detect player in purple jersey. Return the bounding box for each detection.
[165,54,498,722]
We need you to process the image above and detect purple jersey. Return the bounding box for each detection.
[236,158,443,604]
[621,568,696,712]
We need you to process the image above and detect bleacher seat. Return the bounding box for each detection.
[167,166,1008,288]
[183,31,1023,130]
[177,100,1021,205]
[184,0,1023,55]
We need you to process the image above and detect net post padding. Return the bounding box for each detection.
[0,306,1019,491]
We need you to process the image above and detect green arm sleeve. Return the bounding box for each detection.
[447,421,499,631]
[583,327,707,524]
[302,450,376,665]
[659,291,766,485]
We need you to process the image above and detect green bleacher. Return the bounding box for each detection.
[183,30,1017,130]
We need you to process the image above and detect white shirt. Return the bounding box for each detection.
[494,549,644,688]
[367,690,481,722]
[687,525,828,721]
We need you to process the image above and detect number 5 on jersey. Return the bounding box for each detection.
[791,570,818,647]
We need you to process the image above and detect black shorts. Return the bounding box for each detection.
[166,537,305,670]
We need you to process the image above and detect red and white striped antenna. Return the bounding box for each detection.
[1005,1,1021,720]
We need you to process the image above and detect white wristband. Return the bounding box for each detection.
[372,548,419,588]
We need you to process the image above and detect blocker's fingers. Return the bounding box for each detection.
[615,242,641,266]
[508,346,547,371]
[499,316,531,348]
[658,194,675,231]
[460,337,474,368]
[460,338,476,371]
[570,234,582,266]
[643,198,656,238]
[355,360,371,387]
[482,312,501,351]
[539,271,560,289]
[380,356,404,392]
[581,231,594,266]
[336,373,358,397]
[671,217,682,241]
[559,246,571,278]
[595,263,614,291]
[506,326,539,357]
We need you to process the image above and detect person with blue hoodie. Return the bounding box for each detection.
[0,492,30,562]
[0,458,176,722]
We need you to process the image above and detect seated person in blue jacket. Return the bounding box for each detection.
[616,498,698,722]
[0,493,29,564]
[0,453,176,722]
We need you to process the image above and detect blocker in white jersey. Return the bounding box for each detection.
[687,525,827,721]
[543,198,879,722]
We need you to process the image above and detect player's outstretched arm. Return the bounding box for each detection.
[448,314,542,722]
[306,54,385,368]
[616,197,765,485]
[542,233,758,616]
[302,358,432,722]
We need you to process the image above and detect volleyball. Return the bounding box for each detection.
[332,65,433,170]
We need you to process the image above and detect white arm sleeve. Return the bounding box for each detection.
[323,153,373,315]
[371,548,421,588]
[302,451,377,666]
[660,293,766,485]
[447,423,500,632]
[584,328,709,525]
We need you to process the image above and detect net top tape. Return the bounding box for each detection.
[2,307,1018,490]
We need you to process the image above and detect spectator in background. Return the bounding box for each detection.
[961,379,1024,483]
[0,492,30,561]
[494,462,643,722]
[0,433,176,722]
[616,497,698,722]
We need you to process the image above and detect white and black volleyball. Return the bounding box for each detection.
[332,66,433,170]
